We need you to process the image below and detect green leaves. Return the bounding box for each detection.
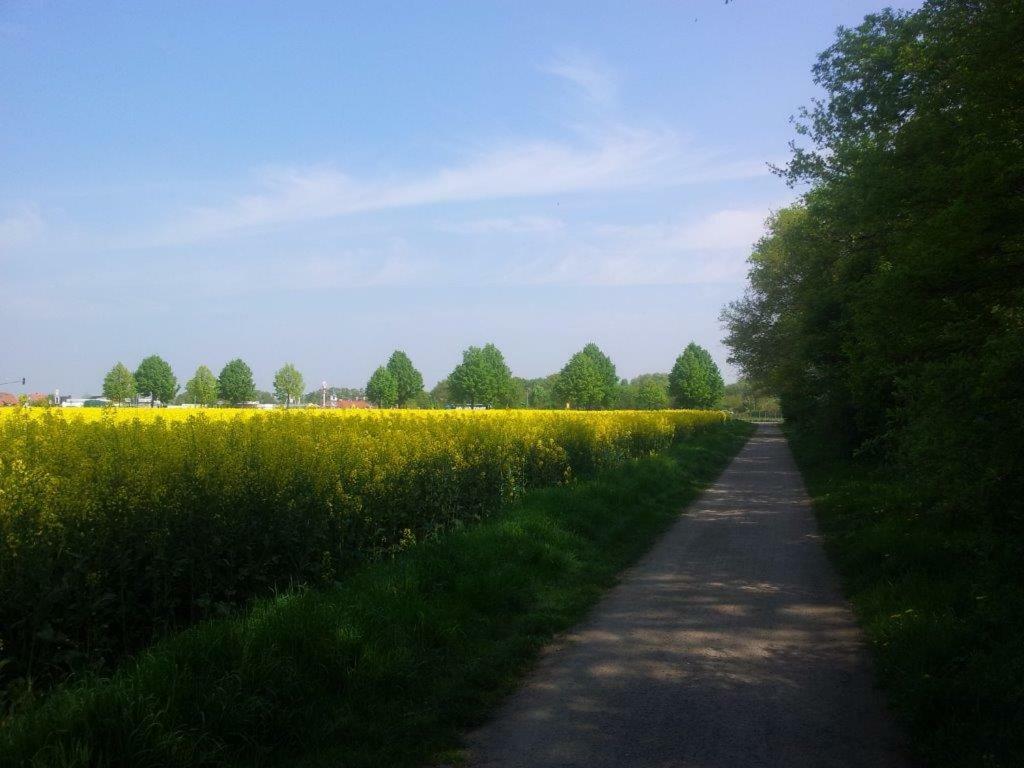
[102,362,137,403]
[579,343,619,406]
[218,359,256,405]
[134,355,178,406]
[555,351,606,409]
[185,365,219,406]
[635,378,670,410]
[669,343,724,409]
[448,344,515,408]
[273,363,305,407]
[723,0,1024,514]
[385,351,424,406]
[366,366,399,408]
[553,343,620,409]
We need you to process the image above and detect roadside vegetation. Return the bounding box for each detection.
[0,408,726,711]
[720,380,779,421]
[0,418,752,767]
[790,430,1024,768]
[722,1,1023,764]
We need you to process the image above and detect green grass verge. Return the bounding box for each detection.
[0,421,753,768]
[787,427,1024,768]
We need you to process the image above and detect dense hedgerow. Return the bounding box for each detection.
[0,407,725,707]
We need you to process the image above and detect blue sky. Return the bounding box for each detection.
[0,0,920,395]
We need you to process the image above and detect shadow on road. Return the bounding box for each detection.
[466,426,909,768]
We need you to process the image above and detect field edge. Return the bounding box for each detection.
[1,420,755,768]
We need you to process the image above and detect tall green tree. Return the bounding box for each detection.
[102,362,137,404]
[669,343,724,409]
[579,343,619,406]
[218,359,256,406]
[273,363,305,407]
[184,365,219,406]
[722,0,1024,508]
[366,366,398,408]
[385,351,424,406]
[448,343,515,408]
[134,355,178,407]
[635,377,670,410]
[719,6,1024,761]
[554,351,606,409]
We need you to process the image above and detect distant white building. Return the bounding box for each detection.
[61,396,109,408]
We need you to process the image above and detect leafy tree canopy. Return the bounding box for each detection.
[722,0,1024,510]
[385,351,424,406]
[719,7,1024,759]
[366,366,398,408]
[254,390,278,405]
[134,355,178,406]
[635,378,670,410]
[102,362,137,403]
[184,365,219,406]
[429,378,452,407]
[579,343,619,406]
[448,343,515,408]
[554,351,606,409]
[273,363,305,407]
[519,375,561,409]
[218,359,256,406]
[669,343,725,409]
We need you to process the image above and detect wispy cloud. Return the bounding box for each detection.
[508,206,773,286]
[596,207,771,252]
[543,51,619,106]
[157,129,767,246]
[670,208,770,250]
[190,251,425,298]
[436,216,564,235]
[521,251,747,286]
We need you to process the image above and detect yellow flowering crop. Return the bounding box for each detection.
[0,406,726,691]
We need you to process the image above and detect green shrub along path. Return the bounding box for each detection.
[0,420,752,768]
[789,427,1024,768]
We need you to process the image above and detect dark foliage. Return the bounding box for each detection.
[723,0,1024,521]
[723,2,1024,763]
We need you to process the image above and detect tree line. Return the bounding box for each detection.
[721,0,1022,528]
[99,341,725,410]
[102,358,305,407]
[721,3,1023,762]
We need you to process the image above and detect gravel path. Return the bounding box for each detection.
[465,425,909,768]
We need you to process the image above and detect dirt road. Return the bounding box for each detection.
[465,425,908,767]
